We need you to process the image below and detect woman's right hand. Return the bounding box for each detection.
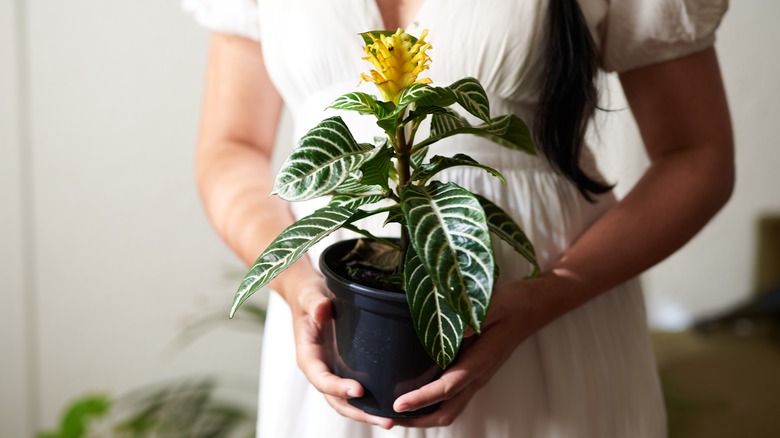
[284,274,395,430]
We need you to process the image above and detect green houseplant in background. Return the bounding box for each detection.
[37,381,254,438]
[230,28,539,416]
[37,301,266,438]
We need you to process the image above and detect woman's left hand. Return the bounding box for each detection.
[391,279,544,428]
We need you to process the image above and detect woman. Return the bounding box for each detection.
[186,0,733,436]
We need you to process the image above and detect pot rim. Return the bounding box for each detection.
[319,238,407,304]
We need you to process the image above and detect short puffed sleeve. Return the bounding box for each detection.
[182,0,261,42]
[599,0,728,72]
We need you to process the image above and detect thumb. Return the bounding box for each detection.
[311,297,332,325]
[298,288,332,325]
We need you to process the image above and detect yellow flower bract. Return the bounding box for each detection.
[360,28,432,103]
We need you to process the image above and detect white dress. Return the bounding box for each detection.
[184,1,728,436]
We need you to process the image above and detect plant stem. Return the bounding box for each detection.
[396,123,411,257]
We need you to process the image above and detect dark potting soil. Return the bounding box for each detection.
[344,263,405,293]
[340,239,405,294]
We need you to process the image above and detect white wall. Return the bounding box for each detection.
[1,0,262,434]
[650,0,780,324]
[1,0,33,435]
[1,0,778,435]
[597,0,780,329]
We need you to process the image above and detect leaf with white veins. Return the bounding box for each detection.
[401,181,494,331]
[475,194,539,275]
[272,117,374,201]
[405,246,465,368]
[415,114,534,155]
[230,194,378,316]
[412,154,506,185]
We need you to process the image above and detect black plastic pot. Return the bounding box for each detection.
[319,239,442,418]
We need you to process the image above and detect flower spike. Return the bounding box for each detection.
[360,28,432,103]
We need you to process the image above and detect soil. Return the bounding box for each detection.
[344,263,404,293]
[340,238,405,293]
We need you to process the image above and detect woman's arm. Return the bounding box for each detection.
[196,33,395,429]
[197,33,329,298]
[392,47,734,427]
[541,47,734,303]
[196,33,285,268]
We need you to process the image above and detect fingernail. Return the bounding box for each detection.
[346,388,358,397]
[395,403,409,413]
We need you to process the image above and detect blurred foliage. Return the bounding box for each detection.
[38,380,254,438]
[114,379,252,438]
[176,302,266,347]
[39,302,265,438]
[37,394,112,438]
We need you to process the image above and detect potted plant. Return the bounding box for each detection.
[229,29,539,417]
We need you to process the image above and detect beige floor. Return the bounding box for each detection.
[652,328,780,437]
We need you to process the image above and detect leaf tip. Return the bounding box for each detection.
[229,293,245,319]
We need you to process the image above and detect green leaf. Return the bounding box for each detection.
[231,202,366,317]
[401,181,495,331]
[371,84,450,131]
[429,108,468,136]
[414,114,535,155]
[376,117,398,134]
[475,194,539,275]
[328,92,380,115]
[383,204,405,226]
[329,193,385,210]
[405,246,465,369]
[403,105,451,125]
[340,203,394,225]
[356,143,394,191]
[397,83,454,109]
[399,78,490,124]
[410,146,428,169]
[272,116,374,201]
[412,153,507,185]
[447,77,491,123]
[113,379,253,437]
[38,394,112,438]
[334,171,382,195]
[328,92,397,126]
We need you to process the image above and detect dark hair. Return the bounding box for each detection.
[536,0,612,201]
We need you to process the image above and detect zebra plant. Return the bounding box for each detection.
[230,29,539,369]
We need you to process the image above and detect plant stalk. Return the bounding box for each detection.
[395,123,411,259]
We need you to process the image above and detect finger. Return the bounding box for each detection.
[295,327,363,398]
[393,366,474,413]
[323,395,394,430]
[296,287,332,325]
[310,296,332,325]
[393,325,507,412]
[394,382,480,428]
[303,364,364,398]
[294,309,363,398]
